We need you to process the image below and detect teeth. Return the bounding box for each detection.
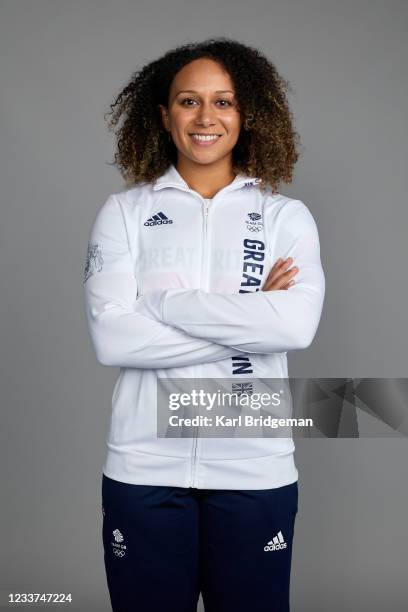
[191,134,220,141]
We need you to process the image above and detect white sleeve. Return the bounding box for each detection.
[83,193,245,368]
[137,199,325,354]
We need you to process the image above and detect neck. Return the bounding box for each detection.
[176,156,236,199]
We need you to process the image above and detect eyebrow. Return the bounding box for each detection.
[175,89,235,95]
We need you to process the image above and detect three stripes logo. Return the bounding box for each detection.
[264,531,287,552]
[144,212,173,226]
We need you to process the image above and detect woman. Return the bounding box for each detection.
[84,37,325,612]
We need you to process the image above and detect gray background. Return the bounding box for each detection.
[1,1,407,610]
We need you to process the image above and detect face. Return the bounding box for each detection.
[159,58,242,167]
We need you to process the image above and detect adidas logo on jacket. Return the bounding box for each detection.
[144,212,173,226]
[83,164,325,489]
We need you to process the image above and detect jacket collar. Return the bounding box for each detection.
[152,163,261,193]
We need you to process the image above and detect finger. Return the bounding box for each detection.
[263,259,298,290]
[277,265,298,282]
[267,257,293,279]
[274,256,293,270]
[281,280,296,290]
[266,265,298,290]
[269,257,283,273]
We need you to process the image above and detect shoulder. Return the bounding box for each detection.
[90,183,151,232]
[113,182,154,212]
[93,183,155,230]
[262,189,319,231]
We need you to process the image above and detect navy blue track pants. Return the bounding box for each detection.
[102,474,298,612]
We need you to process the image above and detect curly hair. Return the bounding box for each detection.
[104,37,301,193]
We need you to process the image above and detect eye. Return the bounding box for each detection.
[179,98,234,107]
[180,98,198,106]
[216,99,233,107]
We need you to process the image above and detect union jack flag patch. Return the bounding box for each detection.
[232,382,253,396]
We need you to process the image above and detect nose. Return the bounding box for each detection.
[194,100,216,126]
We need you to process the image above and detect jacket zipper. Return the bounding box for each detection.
[170,182,239,487]
[190,197,210,487]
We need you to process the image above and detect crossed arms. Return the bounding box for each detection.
[83,194,325,368]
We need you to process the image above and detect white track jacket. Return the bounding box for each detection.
[83,163,325,489]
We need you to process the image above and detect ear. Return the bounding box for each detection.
[158,104,170,132]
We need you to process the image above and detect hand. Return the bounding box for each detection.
[262,257,298,291]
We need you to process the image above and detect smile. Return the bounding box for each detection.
[189,133,222,146]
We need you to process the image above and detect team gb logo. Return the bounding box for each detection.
[245,212,263,232]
